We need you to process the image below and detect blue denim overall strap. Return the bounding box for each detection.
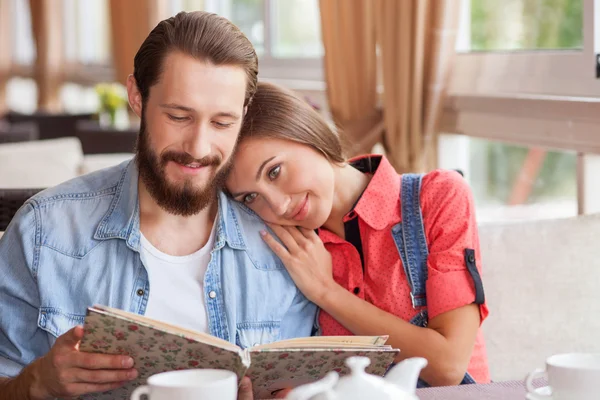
[391,173,476,387]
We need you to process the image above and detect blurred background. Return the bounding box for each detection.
[1,0,600,224]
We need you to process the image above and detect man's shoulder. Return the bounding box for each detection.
[29,161,129,208]
[14,161,133,250]
[218,193,285,263]
[219,192,265,232]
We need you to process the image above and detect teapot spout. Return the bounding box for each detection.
[384,357,428,395]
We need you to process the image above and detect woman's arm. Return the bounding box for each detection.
[318,282,480,386]
[261,224,481,387]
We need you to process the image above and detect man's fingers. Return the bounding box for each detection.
[64,381,129,397]
[56,326,84,348]
[74,352,135,370]
[237,376,254,400]
[74,367,138,384]
[274,388,292,399]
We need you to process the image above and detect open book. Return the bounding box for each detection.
[79,305,399,399]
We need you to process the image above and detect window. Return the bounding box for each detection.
[62,0,111,65]
[452,0,597,97]
[439,134,578,223]
[467,0,583,51]
[11,0,111,68]
[271,0,323,59]
[442,0,600,221]
[12,0,35,66]
[169,0,324,81]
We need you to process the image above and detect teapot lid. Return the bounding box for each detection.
[332,357,416,400]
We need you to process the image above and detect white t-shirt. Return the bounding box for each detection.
[140,224,216,333]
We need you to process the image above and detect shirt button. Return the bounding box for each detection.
[209,291,217,299]
[353,287,360,295]
[136,289,145,296]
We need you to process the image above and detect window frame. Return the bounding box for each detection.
[441,0,600,218]
[8,0,325,86]
[443,0,600,156]
[204,0,324,81]
[450,0,598,97]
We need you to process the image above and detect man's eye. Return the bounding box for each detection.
[214,121,233,129]
[268,166,281,180]
[168,115,188,122]
[243,193,257,203]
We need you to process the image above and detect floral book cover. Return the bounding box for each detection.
[77,308,249,400]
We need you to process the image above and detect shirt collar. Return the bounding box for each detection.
[345,155,401,231]
[93,158,247,251]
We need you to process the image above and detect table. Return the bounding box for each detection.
[417,379,547,400]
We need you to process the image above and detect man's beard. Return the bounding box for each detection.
[135,112,230,216]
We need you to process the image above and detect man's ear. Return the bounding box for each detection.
[126,74,143,117]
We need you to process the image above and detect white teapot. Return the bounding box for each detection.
[285,356,427,400]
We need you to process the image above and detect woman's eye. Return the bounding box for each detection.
[243,193,257,204]
[268,165,281,180]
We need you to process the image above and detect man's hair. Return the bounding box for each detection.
[133,11,258,106]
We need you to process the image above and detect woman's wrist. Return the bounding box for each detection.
[313,280,345,309]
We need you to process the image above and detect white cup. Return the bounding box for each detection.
[525,353,600,400]
[130,369,238,400]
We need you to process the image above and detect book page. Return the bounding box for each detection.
[91,305,239,352]
[252,335,389,351]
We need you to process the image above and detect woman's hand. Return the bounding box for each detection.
[260,224,337,304]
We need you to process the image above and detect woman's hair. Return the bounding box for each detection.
[238,81,346,163]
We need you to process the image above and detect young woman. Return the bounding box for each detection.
[225,82,490,387]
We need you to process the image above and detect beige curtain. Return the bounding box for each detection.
[109,0,170,85]
[0,0,12,113]
[319,0,381,156]
[375,0,460,172]
[29,0,65,111]
[319,0,460,171]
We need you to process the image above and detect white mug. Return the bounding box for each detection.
[130,369,238,400]
[525,353,600,400]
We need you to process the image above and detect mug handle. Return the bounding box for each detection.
[525,368,551,399]
[130,385,150,400]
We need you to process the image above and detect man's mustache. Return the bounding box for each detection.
[161,151,222,167]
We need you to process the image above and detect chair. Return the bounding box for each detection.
[478,214,600,381]
[0,121,39,143]
[5,111,94,140]
[0,137,84,188]
[0,188,45,231]
[75,120,138,154]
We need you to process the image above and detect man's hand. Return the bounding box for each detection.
[238,377,253,400]
[25,326,138,399]
[237,377,292,400]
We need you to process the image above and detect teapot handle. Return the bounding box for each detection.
[285,371,339,400]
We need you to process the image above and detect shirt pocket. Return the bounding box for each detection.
[37,307,85,339]
[236,321,281,349]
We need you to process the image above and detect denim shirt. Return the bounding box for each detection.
[0,160,317,377]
